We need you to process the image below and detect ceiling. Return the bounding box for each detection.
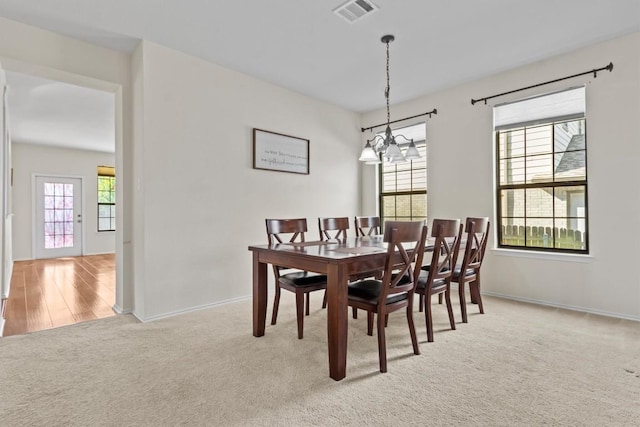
[1,0,639,152]
[5,71,115,153]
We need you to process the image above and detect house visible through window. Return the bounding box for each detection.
[379,123,427,224]
[97,166,115,232]
[495,87,588,253]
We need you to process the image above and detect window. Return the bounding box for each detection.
[495,87,587,253]
[97,166,115,232]
[379,123,427,224]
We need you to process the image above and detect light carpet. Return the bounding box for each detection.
[1,295,638,426]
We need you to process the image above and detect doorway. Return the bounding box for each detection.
[0,61,125,337]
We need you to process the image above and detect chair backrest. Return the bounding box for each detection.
[378,221,428,304]
[355,216,381,237]
[460,217,490,273]
[265,218,308,245]
[265,218,309,277]
[416,219,463,286]
[318,217,350,241]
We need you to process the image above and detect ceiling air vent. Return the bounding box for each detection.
[333,0,379,24]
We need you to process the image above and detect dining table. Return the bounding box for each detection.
[248,235,436,381]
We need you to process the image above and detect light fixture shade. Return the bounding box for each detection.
[385,142,405,163]
[404,140,421,161]
[359,141,380,162]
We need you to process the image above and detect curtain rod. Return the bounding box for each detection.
[471,62,613,106]
[361,108,437,133]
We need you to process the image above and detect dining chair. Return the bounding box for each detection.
[318,217,350,241]
[318,216,379,317]
[354,216,381,237]
[265,218,328,339]
[452,217,490,323]
[347,220,427,373]
[415,219,462,342]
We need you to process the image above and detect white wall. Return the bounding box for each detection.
[11,143,116,260]
[133,41,361,320]
[361,33,640,320]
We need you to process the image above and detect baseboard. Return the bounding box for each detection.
[0,317,5,337]
[134,295,252,323]
[483,291,640,322]
[112,304,131,315]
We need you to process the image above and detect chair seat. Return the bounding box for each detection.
[452,266,475,280]
[421,265,451,273]
[279,271,327,288]
[393,270,446,293]
[348,280,408,305]
[415,275,446,292]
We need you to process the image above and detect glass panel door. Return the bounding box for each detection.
[35,176,82,259]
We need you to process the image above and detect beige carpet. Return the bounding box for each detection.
[1,294,638,426]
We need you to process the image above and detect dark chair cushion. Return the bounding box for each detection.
[348,280,408,305]
[280,271,327,287]
[415,277,446,292]
[452,266,475,280]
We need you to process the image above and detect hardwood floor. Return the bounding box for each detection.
[3,254,115,337]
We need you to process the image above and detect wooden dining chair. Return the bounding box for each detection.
[265,218,328,339]
[318,216,378,315]
[347,220,427,373]
[452,217,490,323]
[414,219,462,342]
[354,216,381,237]
[318,217,350,241]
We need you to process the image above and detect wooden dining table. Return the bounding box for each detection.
[248,235,432,381]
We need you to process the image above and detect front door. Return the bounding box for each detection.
[34,176,83,259]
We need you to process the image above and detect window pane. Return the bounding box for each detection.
[99,218,112,231]
[382,196,395,219]
[498,129,525,158]
[395,195,411,219]
[554,151,585,181]
[500,218,525,246]
[412,194,427,217]
[554,186,586,219]
[396,170,412,192]
[525,125,552,155]
[382,172,396,192]
[525,218,554,249]
[525,188,554,218]
[554,119,585,153]
[500,189,524,218]
[526,154,553,184]
[499,157,525,185]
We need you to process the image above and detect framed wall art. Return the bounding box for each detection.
[253,128,309,174]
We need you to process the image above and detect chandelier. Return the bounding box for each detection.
[359,34,421,164]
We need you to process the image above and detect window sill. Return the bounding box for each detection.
[490,248,593,263]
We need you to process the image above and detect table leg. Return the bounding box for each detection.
[326,263,348,381]
[253,252,268,337]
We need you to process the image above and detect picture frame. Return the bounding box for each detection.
[252,128,309,175]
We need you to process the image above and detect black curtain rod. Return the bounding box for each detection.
[361,108,437,133]
[471,62,614,106]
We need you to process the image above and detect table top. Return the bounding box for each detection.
[249,236,388,259]
[248,235,443,260]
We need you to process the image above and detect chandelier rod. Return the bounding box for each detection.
[360,109,438,133]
